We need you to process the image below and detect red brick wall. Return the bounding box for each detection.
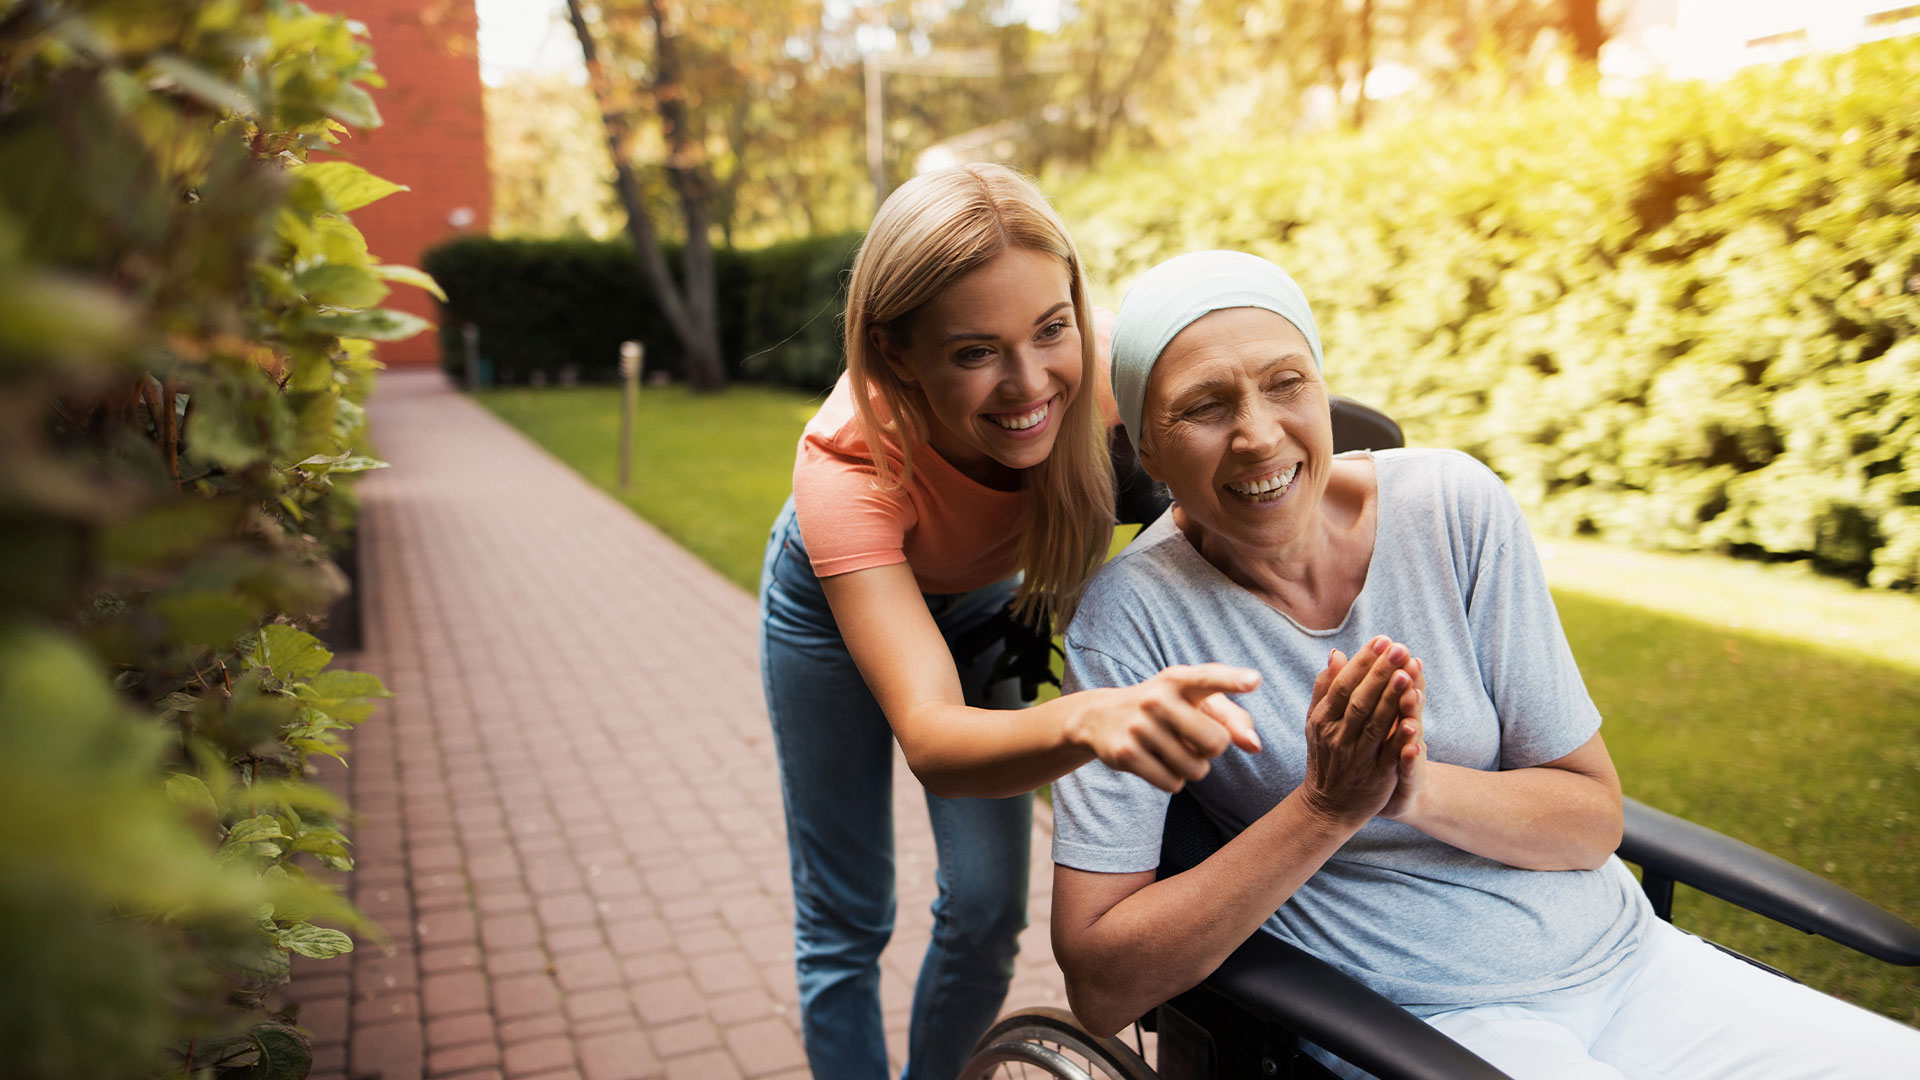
[328,0,489,368]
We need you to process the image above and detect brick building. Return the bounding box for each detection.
[329,0,490,368]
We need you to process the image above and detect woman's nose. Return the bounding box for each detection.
[999,348,1048,400]
[1230,401,1283,456]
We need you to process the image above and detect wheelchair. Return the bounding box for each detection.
[957,398,1920,1080]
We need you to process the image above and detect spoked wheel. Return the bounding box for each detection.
[958,1007,1157,1080]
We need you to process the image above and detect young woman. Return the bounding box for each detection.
[757,165,1262,1080]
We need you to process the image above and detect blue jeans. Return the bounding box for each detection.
[759,498,1033,1080]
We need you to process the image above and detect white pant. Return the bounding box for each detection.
[1412,920,1919,1079]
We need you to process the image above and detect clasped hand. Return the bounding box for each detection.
[1302,635,1428,825]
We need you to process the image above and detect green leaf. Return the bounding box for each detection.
[145,54,255,113]
[151,589,264,649]
[292,263,389,308]
[288,832,352,860]
[287,736,346,764]
[294,452,387,476]
[165,773,218,816]
[226,815,287,845]
[301,307,431,341]
[240,780,347,817]
[301,669,390,700]
[293,161,404,213]
[245,1022,313,1080]
[274,923,354,959]
[371,262,446,301]
[325,454,388,474]
[252,625,331,681]
[324,84,383,129]
[159,691,202,713]
[99,499,247,569]
[303,215,370,269]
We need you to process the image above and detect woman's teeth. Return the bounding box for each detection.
[989,401,1049,430]
[1226,464,1299,500]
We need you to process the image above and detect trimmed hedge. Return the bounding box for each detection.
[0,2,409,1074]
[1056,37,1920,588]
[422,232,862,391]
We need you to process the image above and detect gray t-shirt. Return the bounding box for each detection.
[1052,447,1652,1015]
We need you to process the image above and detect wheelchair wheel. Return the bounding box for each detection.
[958,1006,1157,1080]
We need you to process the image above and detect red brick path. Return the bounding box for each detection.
[292,370,1070,1079]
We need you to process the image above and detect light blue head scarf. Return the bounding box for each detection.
[1110,250,1323,449]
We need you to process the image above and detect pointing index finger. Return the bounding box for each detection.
[1169,663,1262,699]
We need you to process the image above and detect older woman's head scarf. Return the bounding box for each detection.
[1110,250,1323,449]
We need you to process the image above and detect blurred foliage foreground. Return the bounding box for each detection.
[0,3,435,1077]
[1061,36,1920,591]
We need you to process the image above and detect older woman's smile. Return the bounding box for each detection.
[1224,463,1300,501]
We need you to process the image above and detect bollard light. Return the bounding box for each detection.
[618,340,643,490]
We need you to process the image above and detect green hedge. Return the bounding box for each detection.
[1056,37,1920,589]
[422,231,862,391]
[0,3,415,1075]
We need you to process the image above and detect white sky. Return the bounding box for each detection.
[475,0,583,85]
[474,0,1066,85]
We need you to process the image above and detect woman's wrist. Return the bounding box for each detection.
[1291,783,1374,834]
[1056,685,1110,753]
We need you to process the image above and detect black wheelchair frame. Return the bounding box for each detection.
[961,397,1920,1080]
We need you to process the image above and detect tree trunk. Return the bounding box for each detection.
[1565,0,1605,70]
[1352,0,1375,129]
[564,0,725,390]
[644,0,725,391]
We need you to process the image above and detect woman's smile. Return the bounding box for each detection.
[984,395,1058,437]
[1223,462,1300,503]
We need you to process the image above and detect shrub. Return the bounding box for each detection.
[422,231,861,391]
[1055,37,1920,588]
[0,2,426,1075]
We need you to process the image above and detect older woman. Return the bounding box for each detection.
[1047,251,1918,1078]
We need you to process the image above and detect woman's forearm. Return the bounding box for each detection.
[1392,760,1621,870]
[895,693,1099,799]
[896,668,1262,799]
[1053,791,1363,1035]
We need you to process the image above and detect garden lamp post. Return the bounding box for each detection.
[619,340,642,490]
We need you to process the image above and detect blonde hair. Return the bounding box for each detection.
[844,164,1114,628]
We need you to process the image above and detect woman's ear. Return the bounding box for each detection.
[867,324,916,384]
[1135,430,1163,483]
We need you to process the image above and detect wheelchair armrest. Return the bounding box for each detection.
[1619,796,1920,965]
[1198,930,1513,1080]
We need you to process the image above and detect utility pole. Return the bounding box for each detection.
[865,52,887,213]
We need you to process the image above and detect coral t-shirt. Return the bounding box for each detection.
[791,356,1119,596]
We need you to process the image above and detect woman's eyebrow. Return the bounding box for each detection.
[1031,301,1072,326]
[1166,375,1235,405]
[935,301,1074,346]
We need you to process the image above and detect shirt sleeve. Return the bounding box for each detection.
[1050,637,1173,873]
[1460,467,1604,770]
[789,436,916,578]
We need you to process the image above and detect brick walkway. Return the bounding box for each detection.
[292,370,1070,1080]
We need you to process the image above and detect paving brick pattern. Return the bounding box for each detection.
[289,371,1070,1079]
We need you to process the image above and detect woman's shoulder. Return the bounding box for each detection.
[1373,447,1532,579]
[799,372,872,456]
[1069,513,1204,631]
[1376,447,1518,518]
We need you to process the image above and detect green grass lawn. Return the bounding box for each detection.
[480,384,825,592]
[483,384,1918,1024]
